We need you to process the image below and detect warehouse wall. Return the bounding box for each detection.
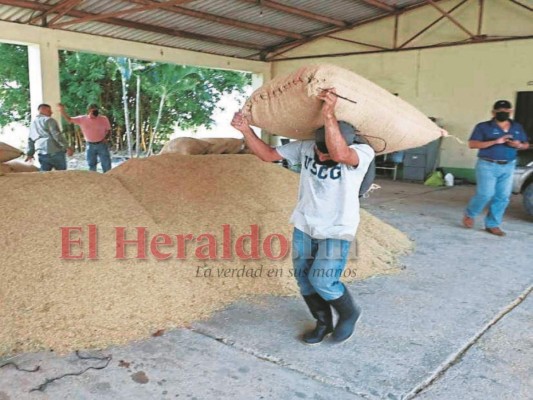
[272,0,533,176]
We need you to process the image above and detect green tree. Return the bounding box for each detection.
[0,47,251,154]
[0,44,30,127]
[145,63,201,155]
[112,57,134,157]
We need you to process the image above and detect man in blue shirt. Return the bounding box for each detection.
[463,100,529,236]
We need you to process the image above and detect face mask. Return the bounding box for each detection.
[494,111,509,122]
[91,109,99,117]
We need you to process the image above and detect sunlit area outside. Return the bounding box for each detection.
[0,43,252,170]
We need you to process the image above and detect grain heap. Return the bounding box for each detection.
[0,154,411,356]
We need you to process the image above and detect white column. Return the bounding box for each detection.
[27,42,61,122]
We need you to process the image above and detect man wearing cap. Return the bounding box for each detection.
[58,103,112,172]
[463,100,529,236]
[231,88,375,344]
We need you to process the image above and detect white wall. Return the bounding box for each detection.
[272,0,533,169]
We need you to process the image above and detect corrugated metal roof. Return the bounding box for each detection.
[0,4,32,23]
[187,0,329,34]
[283,0,383,23]
[1,0,519,61]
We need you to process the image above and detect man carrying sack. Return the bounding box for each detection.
[231,88,375,344]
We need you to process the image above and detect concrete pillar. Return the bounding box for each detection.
[27,42,61,122]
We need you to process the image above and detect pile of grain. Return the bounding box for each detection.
[0,154,411,356]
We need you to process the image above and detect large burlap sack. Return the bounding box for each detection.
[4,160,39,173]
[243,64,447,154]
[0,164,14,174]
[159,137,213,155]
[0,142,23,162]
[202,138,244,154]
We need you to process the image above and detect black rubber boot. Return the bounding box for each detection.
[302,293,334,345]
[328,286,361,343]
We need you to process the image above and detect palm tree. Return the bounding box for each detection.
[146,64,201,155]
[112,57,133,157]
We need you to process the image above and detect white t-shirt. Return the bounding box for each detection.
[276,140,375,241]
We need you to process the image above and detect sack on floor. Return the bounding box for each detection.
[159,137,213,155]
[201,138,244,154]
[0,142,24,162]
[424,171,444,187]
[0,163,14,174]
[242,64,447,155]
[4,160,39,173]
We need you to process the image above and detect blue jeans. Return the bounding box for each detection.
[87,142,111,172]
[465,158,515,228]
[292,228,351,301]
[38,152,67,171]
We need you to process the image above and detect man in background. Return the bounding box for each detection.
[26,104,73,171]
[463,100,529,236]
[58,103,112,172]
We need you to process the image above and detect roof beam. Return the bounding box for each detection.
[326,35,389,50]
[28,0,81,25]
[271,35,533,62]
[49,0,192,29]
[264,0,446,60]
[360,0,396,13]
[426,0,476,39]
[509,0,532,12]
[0,0,262,50]
[127,0,304,39]
[477,0,484,36]
[399,0,469,48]
[46,0,84,26]
[241,0,348,27]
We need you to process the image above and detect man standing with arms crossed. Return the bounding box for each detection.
[463,100,529,236]
[58,103,112,172]
[231,88,375,344]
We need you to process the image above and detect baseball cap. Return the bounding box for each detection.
[493,100,512,110]
[315,121,356,153]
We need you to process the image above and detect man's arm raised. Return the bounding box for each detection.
[231,112,283,162]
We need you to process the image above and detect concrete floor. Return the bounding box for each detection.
[1,179,531,400]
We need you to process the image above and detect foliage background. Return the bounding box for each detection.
[0,44,251,153]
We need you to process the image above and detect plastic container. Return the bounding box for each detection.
[444,173,455,187]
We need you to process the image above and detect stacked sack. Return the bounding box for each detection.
[0,142,38,175]
[159,137,249,155]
